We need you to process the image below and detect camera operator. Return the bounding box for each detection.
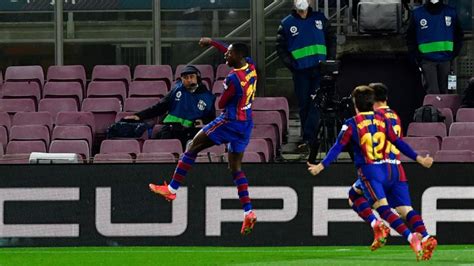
[276,0,336,152]
[125,65,216,149]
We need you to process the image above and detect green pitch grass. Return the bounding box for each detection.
[0,245,472,266]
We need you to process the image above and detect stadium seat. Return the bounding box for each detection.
[142,139,182,157]
[56,111,96,136]
[49,140,90,161]
[215,64,231,81]
[406,122,447,138]
[1,82,41,108]
[12,112,53,132]
[403,137,440,156]
[253,97,290,138]
[246,139,270,162]
[211,82,224,96]
[133,65,173,90]
[195,152,221,163]
[92,65,131,89]
[93,153,134,164]
[0,112,11,132]
[456,108,474,122]
[441,136,474,151]
[175,64,214,90]
[197,144,226,162]
[124,97,160,112]
[423,94,461,114]
[52,125,93,150]
[251,124,277,160]
[46,65,86,92]
[10,125,50,147]
[5,65,44,89]
[242,152,264,162]
[129,80,168,98]
[136,152,177,163]
[434,150,474,162]
[39,99,79,121]
[0,99,36,119]
[0,127,7,152]
[43,82,83,106]
[253,110,283,145]
[439,108,453,130]
[99,139,140,157]
[87,81,127,104]
[449,122,474,136]
[82,98,122,134]
[0,154,31,164]
[6,140,47,154]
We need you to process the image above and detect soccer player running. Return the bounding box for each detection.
[346,83,437,259]
[149,37,257,235]
[307,86,433,261]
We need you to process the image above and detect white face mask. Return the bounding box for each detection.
[429,0,439,3]
[295,0,309,11]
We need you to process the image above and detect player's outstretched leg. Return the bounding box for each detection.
[149,131,214,201]
[405,209,437,260]
[375,204,422,261]
[229,152,256,235]
[149,151,196,201]
[348,187,389,251]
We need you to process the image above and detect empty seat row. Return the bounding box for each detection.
[407,122,474,138]
[0,138,268,164]
[401,136,474,162]
[1,64,232,91]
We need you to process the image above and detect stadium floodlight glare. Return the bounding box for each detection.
[29,152,79,164]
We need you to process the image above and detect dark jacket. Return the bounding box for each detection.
[406,2,464,63]
[135,81,216,126]
[276,7,336,72]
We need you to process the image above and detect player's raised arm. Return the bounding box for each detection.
[384,118,433,168]
[199,37,228,53]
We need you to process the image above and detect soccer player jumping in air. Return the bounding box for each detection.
[347,83,437,259]
[149,37,258,236]
[308,86,434,261]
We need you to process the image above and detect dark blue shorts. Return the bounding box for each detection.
[355,164,412,208]
[202,115,253,153]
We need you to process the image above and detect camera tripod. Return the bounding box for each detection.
[308,108,341,164]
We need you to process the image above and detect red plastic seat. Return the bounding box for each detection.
[124,98,160,112]
[87,81,127,104]
[129,80,168,98]
[49,140,90,161]
[46,65,86,92]
[43,82,83,105]
[82,98,121,134]
[5,65,44,89]
[56,111,96,136]
[134,65,173,90]
[92,65,131,89]
[1,82,41,107]
[12,112,53,132]
[38,99,78,121]
[423,94,461,114]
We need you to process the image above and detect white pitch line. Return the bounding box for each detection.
[0,249,472,254]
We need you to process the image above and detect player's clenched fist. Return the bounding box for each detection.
[416,154,434,168]
[199,37,212,47]
[307,162,325,176]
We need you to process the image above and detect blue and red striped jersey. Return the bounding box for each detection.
[211,40,257,121]
[375,106,403,162]
[322,111,417,168]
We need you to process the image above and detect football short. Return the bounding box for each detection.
[355,164,412,207]
[202,115,253,153]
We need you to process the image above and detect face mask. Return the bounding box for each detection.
[295,0,309,11]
